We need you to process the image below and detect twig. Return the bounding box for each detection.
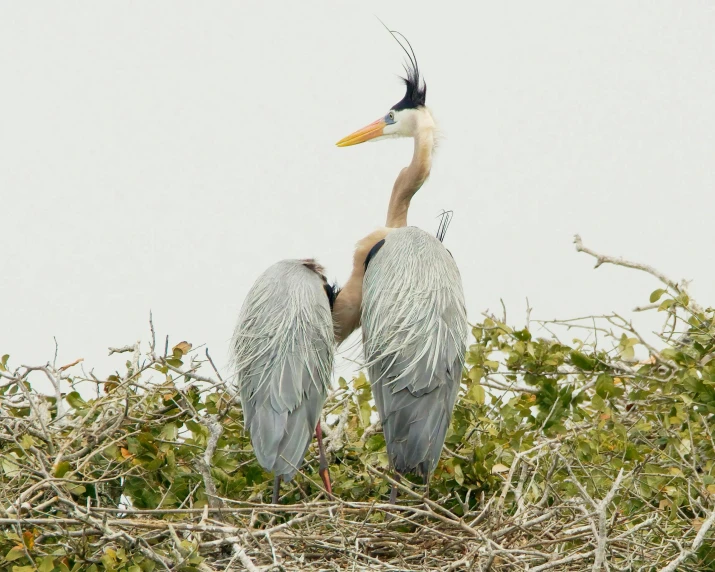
[230,540,260,572]
[658,506,715,572]
[573,234,702,313]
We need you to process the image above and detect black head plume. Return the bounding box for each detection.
[378,20,427,111]
[435,210,453,243]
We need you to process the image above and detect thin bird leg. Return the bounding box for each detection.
[315,421,333,498]
[423,472,430,499]
[272,476,281,505]
[389,473,402,505]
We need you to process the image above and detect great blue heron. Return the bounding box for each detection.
[231,259,337,504]
[335,32,468,503]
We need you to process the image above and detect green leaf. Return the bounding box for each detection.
[353,372,369,390]
[595,374,613,398]
[5,546,26,562]
[658,299,675,311]
[483,360,499,371]
[650,288,666,303]
[570,351,595,370]
[20,434,35,449]
[365,434,386,452]
[513,328,532,342]
[67,483,86,496]
[54,461,71,478]
[661,348,677,360]
[618,342,635,360]
[2,453,21,477]
[468,366,484,383]
[136,432,158,451]
[66,391,87,409]
[453,463,464,485]
[359,400,372,428]
[0,354,8,372]
[38,556,55,572]
[467,382,485,405]
[158,423,178,441]
[591,394,605,410]
[185,420,204,437]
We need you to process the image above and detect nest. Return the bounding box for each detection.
[2,238,715,570]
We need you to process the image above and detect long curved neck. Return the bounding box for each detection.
[334,115,435,344]
[385,127,434,227]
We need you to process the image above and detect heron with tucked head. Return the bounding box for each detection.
[231,259,337,504]
[334,29,468,503]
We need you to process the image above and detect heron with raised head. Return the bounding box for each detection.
[334,31,468,503]
[231,259,337,504]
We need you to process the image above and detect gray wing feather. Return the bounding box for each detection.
[231,260,334,480]
[362,227,467,478]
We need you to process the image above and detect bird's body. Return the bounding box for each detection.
[231,259,335,499]
[363,227,467,479]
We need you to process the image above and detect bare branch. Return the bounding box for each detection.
[574,234,702,313]
[194,414,224,510]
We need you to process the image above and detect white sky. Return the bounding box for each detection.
[1,2,714,386]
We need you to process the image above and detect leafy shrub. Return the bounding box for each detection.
[1,238,714,571]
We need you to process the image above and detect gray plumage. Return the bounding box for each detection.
[362,226,467,479]
[231,260,334,481]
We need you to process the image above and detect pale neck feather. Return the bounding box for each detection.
[385,118,435,228]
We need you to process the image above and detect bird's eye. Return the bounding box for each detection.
[388,111,395,121]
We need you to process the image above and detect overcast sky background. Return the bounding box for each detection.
[2,2,713,389]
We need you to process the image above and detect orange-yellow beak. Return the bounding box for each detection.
[336,118,386,147]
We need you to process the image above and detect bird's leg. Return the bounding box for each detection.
[389,473,402,505]
[423,473,430,500]
[272,476,281,505]
[315,421,333,499]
